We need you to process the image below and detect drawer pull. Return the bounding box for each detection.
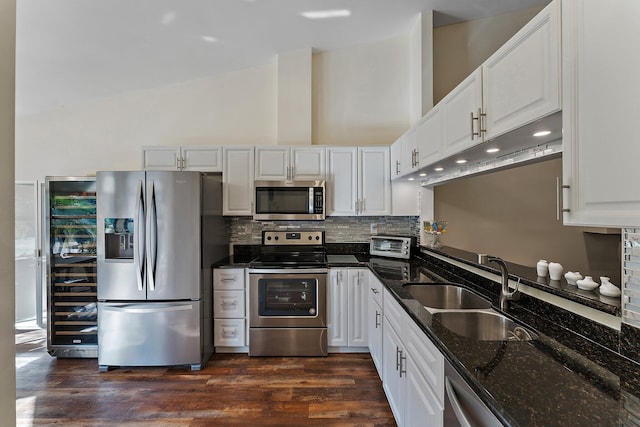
[222,327,237,338]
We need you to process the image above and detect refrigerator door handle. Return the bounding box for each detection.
[134,180,145,291]
[101,303,194,314]
[146,180,158,292]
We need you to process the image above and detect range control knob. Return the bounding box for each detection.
[274,236,279,241]
[308,236,313,240]
[315,236,320,240]
[267,236,272,241]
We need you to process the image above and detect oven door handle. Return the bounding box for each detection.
[248,268,328,274]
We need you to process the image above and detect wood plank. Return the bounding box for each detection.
[16,332,396,426]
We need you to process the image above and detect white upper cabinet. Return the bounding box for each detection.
[482,0,561,140]
[222,146,255,216]
[562,0,640,227]
[390,137,403,179]
[401,128,419,175]
[255,146,325,181]
[142,146,222,172]
[327,147,390,216]
[359,147,391,216]
[441,68,483,158]
[416,104,444,168]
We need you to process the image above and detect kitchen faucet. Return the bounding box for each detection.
[478,254,520,311]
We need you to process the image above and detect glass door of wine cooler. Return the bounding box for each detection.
[45,177,98,358]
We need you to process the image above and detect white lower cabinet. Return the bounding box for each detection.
[328,268,369,349]
[368,272,384,378]
[213,268,247,351]
[382,287,444,427]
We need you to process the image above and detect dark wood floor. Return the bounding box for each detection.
[16,329,396,426]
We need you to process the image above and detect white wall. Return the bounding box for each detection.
[16,35,414,182]
[1,0,16,423]
[15,63,278,181]
[277,48,312,145]
[312,36,411,146]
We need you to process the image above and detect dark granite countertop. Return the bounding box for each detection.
[370,251,640,427]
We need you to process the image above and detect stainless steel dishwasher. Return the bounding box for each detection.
[444,359,502,427]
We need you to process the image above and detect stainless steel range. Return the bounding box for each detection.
[248,230,328,356]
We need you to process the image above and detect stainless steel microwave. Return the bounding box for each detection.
[254,180,325,220]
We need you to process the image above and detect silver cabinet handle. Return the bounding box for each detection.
[399,350,407,378]
[395,160,400,175]
[222,326,238,338]
[221,298,238,308]
[478,108,486,136]
[375,310,381,328]
[176,156,181,169]
[396,346,402,371]
[470,111,477,140]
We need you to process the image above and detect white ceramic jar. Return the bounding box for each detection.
[576,276,599,291]
[599,277,621,297]
[548,262,563,281]
[536,260,549,277]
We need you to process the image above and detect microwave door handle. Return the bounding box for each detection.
[309,187,314,214]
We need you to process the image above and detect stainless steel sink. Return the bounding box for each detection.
[403,284,492,310]
[434,310,538,341]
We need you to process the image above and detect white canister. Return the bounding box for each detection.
[536,260,549,277]
[548,262,564,281]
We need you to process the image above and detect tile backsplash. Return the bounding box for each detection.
[227,216,420,245]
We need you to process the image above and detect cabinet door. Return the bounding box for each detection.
[382,317,405,426]
[327,269,348,347]
[405,354,444,427]
[347,269,368,347]
[442,68,483,157]
[255,147,289,180]
[562,0,640,227]
[483,0,560,140]
[327,147,358,216]
[417,104,444,168]
[368,288,383,378]
[142,146,181,170]
[291,147,326,180]
[401,128,418,174]
[223,146,255,216]
[390,137,403,179]
[182,146,223,172]
[391,180,420,216]
[359,147,391,216]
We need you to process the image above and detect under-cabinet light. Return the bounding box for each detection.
[201,36,218,43]
[434,167,444,172]
[408,178,415,181]
[455,159,467,164]
[300,9,351,19]
[419,173,427,177]
[486,148,500,153]
[533,130,551,137]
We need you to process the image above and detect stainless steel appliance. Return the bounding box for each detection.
[369,235,414,259]
[45,176,98,358]
[96,171,228,371]
[248,230,328,356]
[254,180,325,221]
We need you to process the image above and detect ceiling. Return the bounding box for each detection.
[16,0,550,116]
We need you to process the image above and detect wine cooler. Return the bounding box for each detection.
[45,177,98,358]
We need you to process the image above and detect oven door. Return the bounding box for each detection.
[249,270,326,328]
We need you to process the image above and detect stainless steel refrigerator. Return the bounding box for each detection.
[96,171,227,371]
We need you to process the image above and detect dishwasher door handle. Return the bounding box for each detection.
[445,377,473,427]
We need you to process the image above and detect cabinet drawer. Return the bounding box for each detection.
[405,317,445,405]
[383,287,404,337]
[369,272,384,309]
[214,319,246,347]
[213,268,245,290]
[213,291,245,318]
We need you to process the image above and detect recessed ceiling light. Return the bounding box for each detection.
[533,130,551,137]
[201,36,218,43]
[419,173,426,177]
[456,159,467,164]
[408,177,415,181]
[486,148,500,153]
[434,167,444,172]
[300,9,351,19]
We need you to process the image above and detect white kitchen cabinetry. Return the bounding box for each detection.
[441,68,483,158]
[390,137,403,179]
[327,147,390,216]
[213,269,247,350]
[142,146,223,171]
[328,268,369,349]
[367,272,384,378]
[401,128,419,176]
[382,287,444,427]
[482,0,560,140]
[255,146,326,181]
[562,0,640,227]
[222,146,254,216]
[416,104,444,168]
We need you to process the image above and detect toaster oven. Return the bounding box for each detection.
[369,235,414,260]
